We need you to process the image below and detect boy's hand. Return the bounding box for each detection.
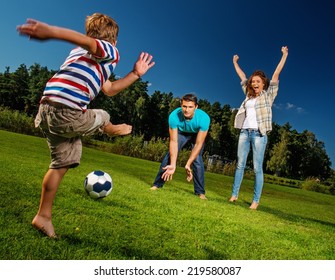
[17,19,52,41]
[132,52,155,78]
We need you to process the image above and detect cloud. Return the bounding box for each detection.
[273,103,282,110]
[273,102,305,114]
[296,107,305,114]
[286,103,295,110]
[285,102,305,114]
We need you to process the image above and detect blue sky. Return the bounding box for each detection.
[1,0,335,168]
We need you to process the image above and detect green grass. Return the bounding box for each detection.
[0,130,334,260]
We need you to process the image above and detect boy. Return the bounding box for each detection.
[17,13,155,237]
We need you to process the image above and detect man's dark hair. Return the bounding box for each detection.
[181,93,198,105]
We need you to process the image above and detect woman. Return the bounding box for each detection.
[229,46,289,210]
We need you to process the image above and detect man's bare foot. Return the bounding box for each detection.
[32,215,57,238]
[249,201,259,210]
[198,194,208,200]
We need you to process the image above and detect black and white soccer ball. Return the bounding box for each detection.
[84,170,113,199]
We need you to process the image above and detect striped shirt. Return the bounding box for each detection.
[41,39,119,110]
[234,79,279,135]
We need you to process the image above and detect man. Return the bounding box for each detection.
[151,93,210,199]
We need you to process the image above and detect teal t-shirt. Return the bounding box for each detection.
[168,108,210,133]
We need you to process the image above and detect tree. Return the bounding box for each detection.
[0,67,12,108]
[264,122,282,169]
[297,130,332,179]
[267,129,291,177]
[0,65,29,111]
[208,120,222,155]
[219,104,236,160]
[89,75,152,137]
[198,99,212,116]
[26,64,54,116]
[141,90,173,139]
[11,64,30,111]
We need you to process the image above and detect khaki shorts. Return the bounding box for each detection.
[35,102,110,169]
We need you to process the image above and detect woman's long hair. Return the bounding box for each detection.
[246,70,270,98]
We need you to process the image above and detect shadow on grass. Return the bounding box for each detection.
[259,205,335,228]
[58,232,230,260]
[226,197,335,228]
[57,233,166,260]
[228,198,335,228]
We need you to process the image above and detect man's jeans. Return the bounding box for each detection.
[231,129,267,203]
[153,132,205,195]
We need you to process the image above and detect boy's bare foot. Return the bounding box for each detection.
[249,201,259,210]
[104,123,132,136]
[113,124,132,136]
[32,215,57,238]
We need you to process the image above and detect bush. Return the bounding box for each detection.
[300,177,333,195]
[222,161,236,177]
[142,138,169,162]
[264,174,301,188]
[0,107,42,136]
[84,136,169,163]
[110,135,144,158]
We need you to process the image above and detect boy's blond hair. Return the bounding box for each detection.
[85,13,119,45]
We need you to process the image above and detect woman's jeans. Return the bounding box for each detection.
[153,131,205,195]
[231,129,267,203]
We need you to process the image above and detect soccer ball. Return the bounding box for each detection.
[84,170,113,199]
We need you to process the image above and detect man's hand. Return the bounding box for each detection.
[185,165,193,182]
[161,165,176,181]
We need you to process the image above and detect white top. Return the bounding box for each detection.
[242,98,258,129]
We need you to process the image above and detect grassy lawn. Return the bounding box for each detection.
[0,130,334,260]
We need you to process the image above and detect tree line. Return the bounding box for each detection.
[0,63,332,180]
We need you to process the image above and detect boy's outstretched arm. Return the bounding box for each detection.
[233,54,247,82]
[102,52,155,96]
[271,46,289,82]
[17,19,155,97]
[17,18,101,56]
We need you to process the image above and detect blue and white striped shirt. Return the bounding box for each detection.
[41,39,119,110]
